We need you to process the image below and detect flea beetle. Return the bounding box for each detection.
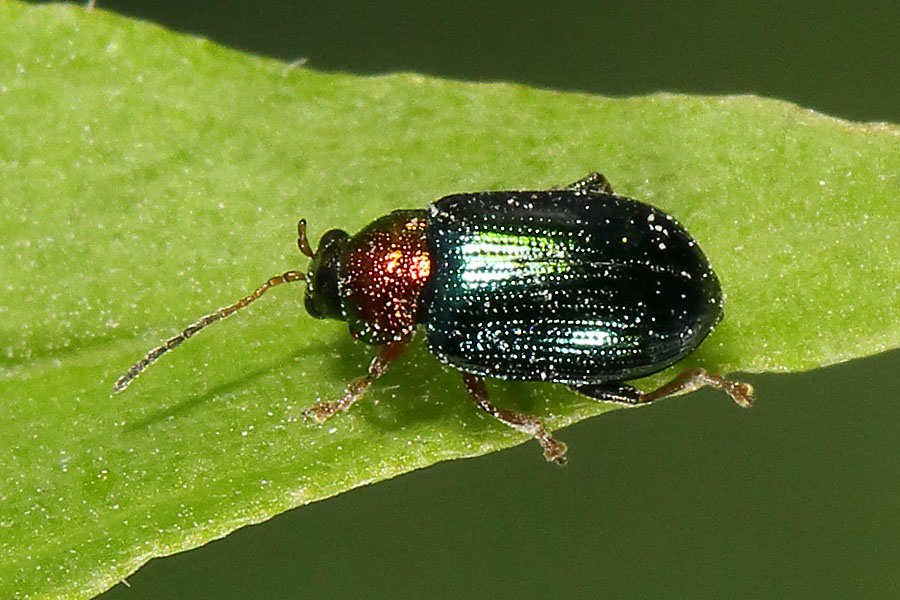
[115,173,754,464]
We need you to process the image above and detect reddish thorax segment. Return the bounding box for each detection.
[339,210,432,344]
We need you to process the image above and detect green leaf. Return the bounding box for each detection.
[1,2,898,598]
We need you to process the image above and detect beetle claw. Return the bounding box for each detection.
[726,381,756,408]
[543,439,569,465]
[302,402,339,424]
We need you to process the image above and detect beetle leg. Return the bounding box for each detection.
[639,368,755,408]
[302,339,410,423]
[574,368,755,408]
[462,373,568,465]
[567,172,614,195]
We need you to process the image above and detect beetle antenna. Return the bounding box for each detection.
[297,219,315,258]
[113,270,307,393]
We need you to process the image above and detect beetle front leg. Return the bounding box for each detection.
[462,373,568,465]
[573,368,755,408]
[303,338,410,423]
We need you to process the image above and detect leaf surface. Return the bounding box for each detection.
[1,3,898,598]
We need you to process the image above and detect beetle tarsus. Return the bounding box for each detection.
[462,373,568,465]
[302,338,410,423]
[302,399,345,423]
[567,172,614,195]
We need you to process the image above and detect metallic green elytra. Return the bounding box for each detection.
[115,173,754,465]
[426,185,723,385]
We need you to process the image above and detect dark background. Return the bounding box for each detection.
[38,0,897,597]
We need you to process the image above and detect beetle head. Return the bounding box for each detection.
[301,224,349,321]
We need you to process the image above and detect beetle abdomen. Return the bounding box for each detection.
[424,190,723,384]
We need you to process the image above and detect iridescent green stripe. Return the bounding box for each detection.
[456,230,573,286]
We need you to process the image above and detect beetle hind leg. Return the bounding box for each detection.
[567,172,614,195]
[640,368,755,408]
[462,373,568,465]
[573,368,755,408]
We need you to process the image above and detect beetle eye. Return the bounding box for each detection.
[303,229,349,321]
[305,266,341,320]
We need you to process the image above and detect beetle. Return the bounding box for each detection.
[115,173,754,464]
